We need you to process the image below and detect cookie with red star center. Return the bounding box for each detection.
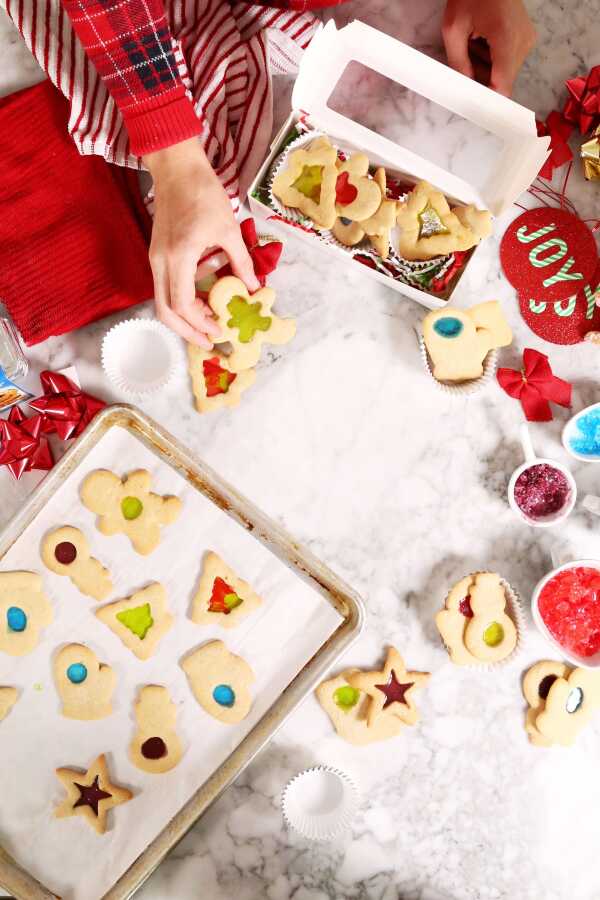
[55,753,132,834]
[191,552,263,629]
[188,345,256,414]
[347,647,430,727]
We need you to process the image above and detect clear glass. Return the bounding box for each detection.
[0,317,28,381]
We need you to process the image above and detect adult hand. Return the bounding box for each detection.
[442,0,537,97]
[144,139,259,348]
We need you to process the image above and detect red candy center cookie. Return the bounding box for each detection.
[55,542,77,565]
[375,670,414,709]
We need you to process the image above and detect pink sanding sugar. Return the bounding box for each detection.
[513,463,570,520]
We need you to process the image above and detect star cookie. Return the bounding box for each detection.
[191,551,263,629]
[55,753,132,834]
[0,687,18,722]
[41,526,112,600]
[347,647,430,728]
[53,643,116,720]
[96,583,174,660]
[188,345,256,413]
[129,685,184,774]
[271,136,339,228]
[0,571,53,657]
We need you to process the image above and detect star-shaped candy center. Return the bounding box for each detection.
[375,669,414,709]
[74,775,112,816]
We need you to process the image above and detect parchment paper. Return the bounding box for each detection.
[0,426,342,900]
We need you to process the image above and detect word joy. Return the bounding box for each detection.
[517,223,584,289]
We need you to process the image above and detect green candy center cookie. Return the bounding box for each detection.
[117,603,154,640]
[291,165,323,202]
[333,685,360,712]
[121,496,143,520]
[226,296,271,343]
[483,621,504,647]
[418,202,450,239]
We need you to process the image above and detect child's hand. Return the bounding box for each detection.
[442,0,536,97]
[144,139,260,348]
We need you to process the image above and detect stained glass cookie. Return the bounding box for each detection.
[53,644,116,720]
[181,640,254,724]
[0,572,53,656]
[316,669,403,745]
[55,753,132,834]
[188,345,256,413]
[41,526,112,600]
[523,660,600,747]
[129,686,183,773]
[191,552,263,629]
[96,583,174,660]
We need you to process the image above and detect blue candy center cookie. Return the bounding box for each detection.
[7,607,27,632]
[433,317,463,338]
[213,684,235,707]
[67,663,88,684]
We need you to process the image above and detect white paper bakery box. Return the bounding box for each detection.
[248,19,550,309]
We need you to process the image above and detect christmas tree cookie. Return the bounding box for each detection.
[0,687,18,722]
[54,644,116,720]
[129,685,183,773]
[191,552,263,629]
[41,525,112,600]
[0,571,53,656]
[188,345,256,413]
[271,136,339,228]
[96,583,174,660]
[55,753,133,834]
[181,640,254,724]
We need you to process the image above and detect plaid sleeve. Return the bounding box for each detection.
[60,0,202,157]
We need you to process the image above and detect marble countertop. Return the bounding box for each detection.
[2,1,600,898]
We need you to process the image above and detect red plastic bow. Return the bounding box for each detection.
[536,112,574,178]
[563,66,600,135]
[0,406,53,480]
[239,218,283,286]
[497,349,572,422]
[29,370,106,440]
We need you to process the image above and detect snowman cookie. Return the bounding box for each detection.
[271,136,339,228]
[522,660,571,747]
[41,526,112,600]
[347,647,430,728]
[422,301,512,383]
[54,644,116,720]
[191,552,263,629]
[0,687,18,722]
[316,669,404,745]
[532,665,600,747]
[129,685,183,773]
[208,276,296,373]
[334,153,382,222]
[188,345,256,413]
[81,469,182,555]
[96,583,174,660]
[0,571,53,656]
[181,640,254,724]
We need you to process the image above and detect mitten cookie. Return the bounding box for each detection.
[96,583,174,660]
[271,136,338,228]
[188,345,256,414]
[347,647,430,728]
[55,754,132,834]
[181,640,254,724]
[422,301,512,382]
[0,572,53,656]
[129,685,183,773]
[41,526,112,600]
[81,469,181,555]
[334,153,381,221]
[0,687,18,722]
[191,552,263,629]
[54,644,116,720]
[534,667,600,747]
[316,669,403,745]
[522,660,571,747]
[208,276,296,373]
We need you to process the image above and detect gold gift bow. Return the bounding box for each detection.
[581,125,600,180]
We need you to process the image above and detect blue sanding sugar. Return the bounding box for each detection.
[569,408,600,457]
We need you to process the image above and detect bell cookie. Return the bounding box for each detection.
[81,469,182,556]
[316,669,403,745]
[347,647,429,728]
[334,153,381,221]
[532,666,600,747]
[96,583,174,660]
[0,571,53,656]
[129,685,183,774]
[41,526,112,600]
[0,687,18,722]
[271,136,338,228]
[191,551,263,629]
[396,181,491,260]
[181,639,254,724]
[53,643,116,720]
[208,276,296,373]
[422,300,512,382]
[332,167,397,258]
[188,345,256,413]
[55,753,132,835]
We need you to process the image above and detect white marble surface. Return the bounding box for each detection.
[2,1,600,898]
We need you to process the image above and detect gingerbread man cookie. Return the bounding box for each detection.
[96,583,174,660]
[0,687,18,722]
[271,136,338,228]
[332,167,397,259]
[462,572,517,663]
[532,666,600,747]
[347,647,430,728]
[129,685,183,773]
[334,153,382,221]
[522,660,571,747]
[191,552,263,629]
[181,639,254,724]
[55,753,133,834]
[81,469,182,555]
[396,181,491,260]
[208,276,296,373]
[188,345,256,414]
[41,526,112,600]
[54,644,116,720]
[422,301,512,382]
[316,669,403,745]
[0,571,53,656]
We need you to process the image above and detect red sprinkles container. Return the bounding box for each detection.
[532,560,600,668]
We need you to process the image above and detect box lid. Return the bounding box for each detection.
[292,20,550,216]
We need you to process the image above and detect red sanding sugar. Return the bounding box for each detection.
[538,567,600,658]
[513,463,570,520]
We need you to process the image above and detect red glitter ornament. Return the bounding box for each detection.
[538,566,600,658]
[518,260,600,345]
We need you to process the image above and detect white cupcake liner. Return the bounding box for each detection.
[439,573,526,672]
[418,334,498,396]
[101,318,185,399]
[281,765,359,841]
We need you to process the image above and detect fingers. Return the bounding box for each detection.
[442,10,475,80]
[151,250,214,349]
[223,229,260,293]
[170,250,219,336]
[489,26,536,98]
[158,302,214,349]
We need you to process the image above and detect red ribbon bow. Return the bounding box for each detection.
[29,370,106,441]
[563,66,600,135]
[0,406,53,480]
[536,112,574,178]
[213,218,283,287]
[497,349,572,422]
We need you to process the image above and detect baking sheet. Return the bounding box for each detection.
[0,425,343,900]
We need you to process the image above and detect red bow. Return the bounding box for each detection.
[213,218,283,287]
[563,66,600,135]
[536,112,574,178]
[497,349,572,422]
[29,370,106,440]
[0,406,53,480]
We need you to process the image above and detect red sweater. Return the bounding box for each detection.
[59,0,348,157]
